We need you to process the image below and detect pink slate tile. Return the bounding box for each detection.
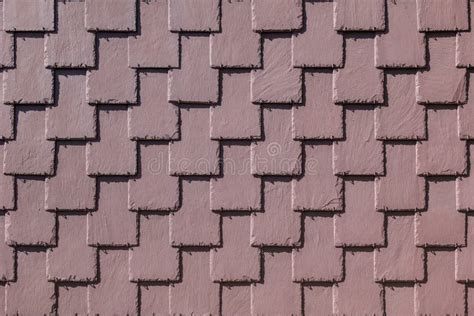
[4,108,55,176]
[210,71,261,140]
[333,251,383,315]
[334,179,385,247]
[128,0,179,69]
[415,180,465,247]
[415,251,464,315]
[210,143,261,211]
[2,1,473,314]
[251,0,303,32]
[168,35,219,104]
[210,215,260,282]
[251,180,301,247]
[129,214,179,282]
[169,250,219,315]
[416,0,469,31]
[85,0,136,32]
[45,143,96,211]
[251,35,303,104]
[292,71,344,140]
[5,179,56,247]
[3,35,53,104]
[292,1,343,68]
[128,143,179,211]
[128,71,179,140]
[88,250,138,315]
[6,250,55,315]
[0,215,13,281]
[416,35,467,105]
[3,0,54,32]
[46,214,97,282]
[87,179,137,247]
[46,71,97,140]
[292,215,343,282]
[169,0,220,32]
[251,251,301,315]
[86,35,137,105]
[455,215,474,282]
[44,0,95,69]
[374,215,424,282]
[375,0,426,68]
[334,0,385,31]
[333,35,384,104]
[210,0,261,68]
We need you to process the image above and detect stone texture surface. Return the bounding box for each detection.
[0,1,472,315]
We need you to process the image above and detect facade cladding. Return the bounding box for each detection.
[0,0,473,314]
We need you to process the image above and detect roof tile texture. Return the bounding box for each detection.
[0,0,473,314]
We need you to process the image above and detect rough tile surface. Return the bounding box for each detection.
[0,1,472,314]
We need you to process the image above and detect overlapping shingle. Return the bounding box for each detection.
[1,1,474,314]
